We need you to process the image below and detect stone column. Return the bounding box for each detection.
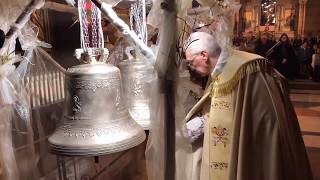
[235,0,241,36]
[276,4,282,32]
[297,0,307,37]
[42,9,52,43]
[253,4,260,33]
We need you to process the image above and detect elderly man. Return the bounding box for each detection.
[182,32,312,180]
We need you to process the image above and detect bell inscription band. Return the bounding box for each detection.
[49,48,146,156]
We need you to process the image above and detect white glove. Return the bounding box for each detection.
[183,116,205,143]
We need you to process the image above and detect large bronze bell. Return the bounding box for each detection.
[118,48,155,129]
[48,48,146,156]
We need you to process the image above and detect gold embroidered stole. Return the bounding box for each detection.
[208,88,233,180]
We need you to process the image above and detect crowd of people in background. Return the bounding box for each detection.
[233,32,320,82]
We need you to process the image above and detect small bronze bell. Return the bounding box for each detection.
[118,47,156,129]
[48,48,146,156]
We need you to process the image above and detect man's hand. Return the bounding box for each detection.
[183,116,205,143]
[282,58,287,64]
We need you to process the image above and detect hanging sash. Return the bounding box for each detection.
[206,52,267,180]
[208,84,234,180]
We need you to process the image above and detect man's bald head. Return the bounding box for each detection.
[183,32,222,76]
[184,32,221,57]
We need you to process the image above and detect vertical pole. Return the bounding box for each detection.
[161,1,177,180]
[297,0,307,37]
[141,0,147,44]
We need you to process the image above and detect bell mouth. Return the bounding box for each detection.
[75,48,109,64]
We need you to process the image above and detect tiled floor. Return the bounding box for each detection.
[290,81,320,180]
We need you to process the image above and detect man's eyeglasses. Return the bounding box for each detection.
[184,54,197,69]
[186,59,194,68]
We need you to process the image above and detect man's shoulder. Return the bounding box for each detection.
[211,50,269,97]
[231,50,264,63]
[218,50,266,81]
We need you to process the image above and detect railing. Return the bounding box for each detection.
[23,49,67,108]
[27,70,65,108]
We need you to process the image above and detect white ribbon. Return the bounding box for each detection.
[0,62,18,108]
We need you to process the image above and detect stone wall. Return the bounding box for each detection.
[237,0,320,38]
[304,0,320,36]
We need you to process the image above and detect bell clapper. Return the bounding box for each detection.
[94,156,99,164]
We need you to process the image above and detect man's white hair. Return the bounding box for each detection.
[184,32,221,57]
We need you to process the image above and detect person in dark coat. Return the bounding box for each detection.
[312,47,320,81]
[293,37,303,48]
[273,33,297,79]
[296,40,314,79]
[255,32,275,57]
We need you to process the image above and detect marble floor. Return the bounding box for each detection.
[290,80,320,180]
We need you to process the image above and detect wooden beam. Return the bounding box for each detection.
[43,2,78,15]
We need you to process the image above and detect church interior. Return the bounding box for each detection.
[0,0,319,180]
